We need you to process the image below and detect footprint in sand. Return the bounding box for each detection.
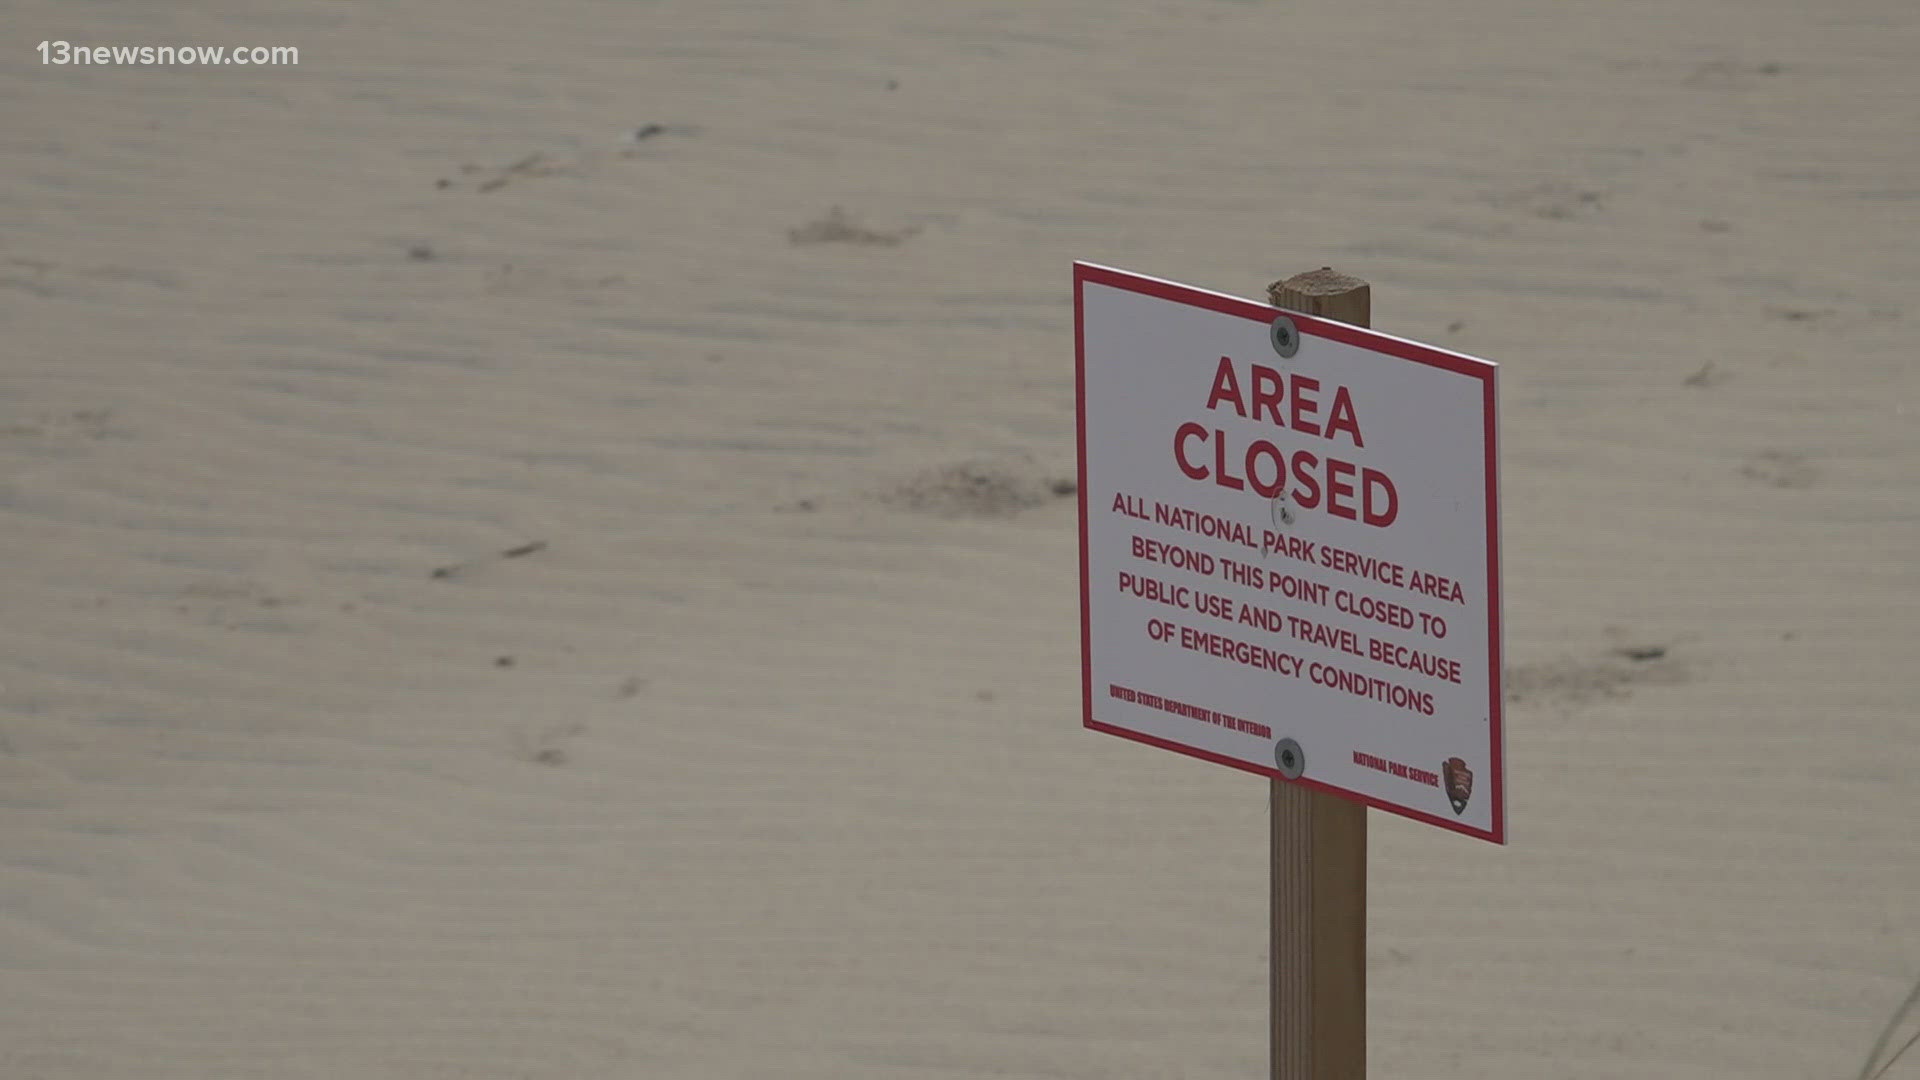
[1683,60,1786,90]
[1485,182,1606,221]
[878,461,1076,517]
[788,207,921,246]
[437,125,701,193]
[1739,449,1817,489]
[1504,649,1687,709]
[1,408,119,440]
[512,722,585,766]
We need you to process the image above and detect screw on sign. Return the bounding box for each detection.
[1274,737,1305,780]
[1270,315,1300,358]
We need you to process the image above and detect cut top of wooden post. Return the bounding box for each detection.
[1268,267,1370,326]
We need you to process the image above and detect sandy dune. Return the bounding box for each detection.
[4,0,1917,1077]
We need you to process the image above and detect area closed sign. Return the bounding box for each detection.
[1076,263,1505,842]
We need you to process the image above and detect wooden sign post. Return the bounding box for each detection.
[1266,269,1371,1080]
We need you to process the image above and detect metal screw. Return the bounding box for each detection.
[1274,737,1305,779]
[1270,315,1300,359]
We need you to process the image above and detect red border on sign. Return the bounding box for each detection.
[1074,262,1506,844]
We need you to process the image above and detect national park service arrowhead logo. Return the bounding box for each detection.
[1441,757,1473,816]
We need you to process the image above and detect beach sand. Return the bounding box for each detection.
[3,1,1917,1076]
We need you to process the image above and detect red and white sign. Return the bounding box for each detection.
[1076,263,1505,842]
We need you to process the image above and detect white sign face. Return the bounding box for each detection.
[1076,264,1505,842]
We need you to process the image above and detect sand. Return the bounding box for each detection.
[4,0,1918,1077]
